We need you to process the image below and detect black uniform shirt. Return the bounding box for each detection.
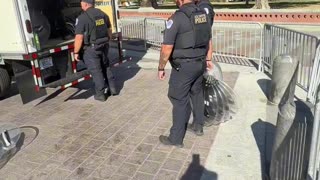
[75,8,111,36]
[163,3,209,59]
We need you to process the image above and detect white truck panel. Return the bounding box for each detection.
[0,0,28,54]
[17,0,37,53]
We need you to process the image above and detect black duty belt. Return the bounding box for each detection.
[174,57,205,63]
[83,44,96,49]
[84,43,108,50]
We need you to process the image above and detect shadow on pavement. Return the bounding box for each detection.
[67,56,142,100]
[251,119,275,180]
[181,154,218,180]
[36,89,65,105]
[257,79,270,99]
[66,45,146,100]
[252,100,314,180]
[268,100,313,179]
[37,46,146,102]
[0,82,19,101]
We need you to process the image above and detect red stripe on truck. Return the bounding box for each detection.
[54,48,61,53]
[68,44,74,49]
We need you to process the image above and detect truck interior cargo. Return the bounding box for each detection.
[26,0,81,50]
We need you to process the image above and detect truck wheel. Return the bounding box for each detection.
[0,67,11,98]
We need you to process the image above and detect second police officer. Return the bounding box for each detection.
[158,0,213,147]
[74,0,117,102]
[189,0,216,129]
[196,0,215,26]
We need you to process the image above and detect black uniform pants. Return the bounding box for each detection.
[168,59,206,144]
[83,44,116,96]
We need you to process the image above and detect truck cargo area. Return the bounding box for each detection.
[0,0,121,104]
[26,0,81,51]
[41,39,74,50]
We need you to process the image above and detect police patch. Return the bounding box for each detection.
[95,19,105,26]
[194,14,207,24]
[204,8,209,14]
[166,20,173,29]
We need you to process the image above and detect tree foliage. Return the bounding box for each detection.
[140,0,158,8]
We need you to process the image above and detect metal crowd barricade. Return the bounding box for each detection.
[271,104,313,180]
[212,21,264,69]
[120,17,165,51]
[308,46,320,104]
[120,18,265,66]
[144,18,166,50]
[263,24,318,92]
[119,17,146,50]
[119,17,320,100]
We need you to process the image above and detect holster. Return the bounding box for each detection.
[169,60,181,71]
[169,53,181,71]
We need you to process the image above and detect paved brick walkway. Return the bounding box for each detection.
[0,62,238,180]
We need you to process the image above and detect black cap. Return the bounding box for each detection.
[81,0,94,4]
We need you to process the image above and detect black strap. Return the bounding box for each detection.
[177,7,194,18]
[84,11,96,44]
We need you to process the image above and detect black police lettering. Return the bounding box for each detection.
[194,14,207,24]
[95,18,105,26]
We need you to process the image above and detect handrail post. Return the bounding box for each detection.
[269,54,299,179]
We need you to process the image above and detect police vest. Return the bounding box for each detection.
[174,5,211,49]
[84,9,109,45]
[198,0,215,26]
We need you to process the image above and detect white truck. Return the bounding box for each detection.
[0,0,124,103]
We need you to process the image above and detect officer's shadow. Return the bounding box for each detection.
[66,50,142,101]
[181,154,218,180]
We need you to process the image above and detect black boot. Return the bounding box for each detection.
[187,123,204,136]
[104,87,118,96]
[107,89,118,96]
[94,94,106,102]
[159,135,183,148]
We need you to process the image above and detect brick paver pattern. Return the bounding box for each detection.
[0,63,238,180]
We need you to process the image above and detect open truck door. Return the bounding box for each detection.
[0,0,28,54]
[0,0,37,55]
[0,0,47,103]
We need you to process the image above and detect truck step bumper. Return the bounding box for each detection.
[41,70,90,88]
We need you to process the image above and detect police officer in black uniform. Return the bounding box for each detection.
[188,0,216,130]
[158,0,213,147]
[74,0,117,102]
